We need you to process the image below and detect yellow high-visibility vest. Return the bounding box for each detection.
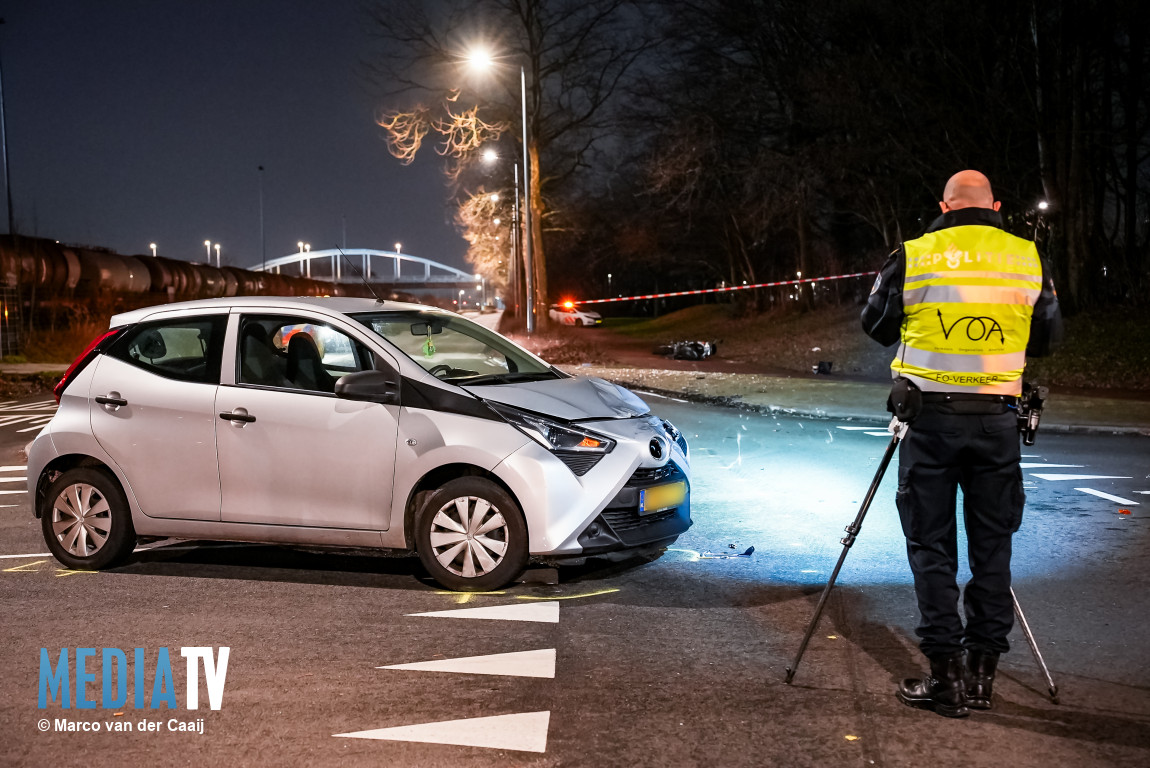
[892,225,1043,396]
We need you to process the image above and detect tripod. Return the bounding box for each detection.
[783,417,1060,705]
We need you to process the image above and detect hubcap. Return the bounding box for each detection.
[51,483,112,558]
[428,495,509,578]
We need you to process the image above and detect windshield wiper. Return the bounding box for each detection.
[454,371,557,386]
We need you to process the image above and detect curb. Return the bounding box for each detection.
[585,373,1150,438]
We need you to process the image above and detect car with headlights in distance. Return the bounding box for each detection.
[548,301,602,327]
[30,297,690,591]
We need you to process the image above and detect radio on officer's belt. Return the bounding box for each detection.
[1017,382,1049,446]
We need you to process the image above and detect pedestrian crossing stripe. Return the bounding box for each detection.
[1019,463,1083,469]
[1075,488,1139,505]
[334,711,550,753]
[407,601,559,623]
[0,466,27,472]
[379,648,556,678]
[1030,474,1131,481]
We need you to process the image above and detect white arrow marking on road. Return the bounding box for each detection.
[334,711,551,753]
[407,601,559,623]
[1019,463,1083,469]
[380,648,556,678]
[1075,488,1140,505]
[1030,474,1132,481]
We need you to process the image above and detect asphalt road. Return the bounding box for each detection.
[1,393,1148,767]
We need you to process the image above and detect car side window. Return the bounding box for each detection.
[237,315,373,394]
[108,316,226,384]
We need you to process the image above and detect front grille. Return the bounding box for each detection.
[626,463,681,486]
[600,506,678,533]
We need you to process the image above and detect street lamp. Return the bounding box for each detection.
[395,242,402,254]
[204,240,211,261]
[459,288,465,308]
[467,48,535,333]
[608,273,612,296]
[298,241,304,253]
[149,243,157,258]
[214,243,221,267]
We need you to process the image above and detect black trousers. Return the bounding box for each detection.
[895,402,1025,658]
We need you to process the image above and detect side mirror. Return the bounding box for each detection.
[334,369,401,405]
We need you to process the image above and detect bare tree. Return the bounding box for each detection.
[365,0,658,326]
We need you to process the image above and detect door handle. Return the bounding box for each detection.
[95,395,128,407]
[219,411,257,423]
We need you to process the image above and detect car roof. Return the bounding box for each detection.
[109,296,443,327]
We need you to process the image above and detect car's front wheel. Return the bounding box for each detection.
[416,477,528,591]
[40,467,136,570]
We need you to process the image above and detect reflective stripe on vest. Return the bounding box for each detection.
[892,225,1042,395]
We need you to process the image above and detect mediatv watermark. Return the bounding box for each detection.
[36,647,229,735]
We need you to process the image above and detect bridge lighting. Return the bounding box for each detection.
[298,241,304,253]
[214,243,221,267]
[149,243,157,258]
[204,240,212,261]
[395,242,402,253]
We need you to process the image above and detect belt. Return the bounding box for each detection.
[921,392,1017,404]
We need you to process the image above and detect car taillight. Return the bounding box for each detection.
[53,328,125,404]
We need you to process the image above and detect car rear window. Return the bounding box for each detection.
[106,315,227,384]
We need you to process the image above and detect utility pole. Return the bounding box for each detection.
[0,18,15,235]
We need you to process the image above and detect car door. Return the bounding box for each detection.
[214,313,399,530]
[88,313,227,521]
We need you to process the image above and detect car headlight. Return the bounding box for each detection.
[488,402,616,454]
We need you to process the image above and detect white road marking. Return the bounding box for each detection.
[0,466,27,472]
[836,426,877,431]
[334,711,551,753]
[0,504,19,508]
[864,431,891,437]
[407,601,560,623]
[380,648,556,678]
[0,552,52,559]
[0,490,26,495]
[1075,488,1140,505]
[133,538,188,553]
[16,425,46,433]
[1019,463,1083,469]
[0,477,26,482]
[1031,474,1132,481]
[0,415,40,427]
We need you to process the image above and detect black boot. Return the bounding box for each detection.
[966,650,999,710]
[897,652,969,718]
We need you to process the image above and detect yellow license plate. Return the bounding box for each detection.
[639,481,687,515]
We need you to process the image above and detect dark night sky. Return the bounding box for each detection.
[0,1,465,269]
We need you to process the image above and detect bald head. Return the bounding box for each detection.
[940,170,1001,213]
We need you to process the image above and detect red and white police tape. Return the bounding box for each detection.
[577,271,879,305]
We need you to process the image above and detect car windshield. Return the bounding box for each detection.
[352,310,559,385]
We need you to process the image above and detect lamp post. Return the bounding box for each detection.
[149,243,157,258]
[214,243,221,268]
[258,165,265,273]
[204,240,211,262]
[467,50,534,333]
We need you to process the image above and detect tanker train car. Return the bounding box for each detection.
[0,234,376,302]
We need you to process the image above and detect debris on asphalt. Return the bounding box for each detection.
[1119,509,1132,515]
[700,546,754,559]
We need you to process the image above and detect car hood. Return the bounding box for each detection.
[465,376,651,421]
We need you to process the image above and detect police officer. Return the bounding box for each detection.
[861,170,1062,717]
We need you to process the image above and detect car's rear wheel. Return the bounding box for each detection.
[416,477,528,591]
[40,467,136,570]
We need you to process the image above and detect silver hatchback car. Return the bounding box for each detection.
[29,297,691,590]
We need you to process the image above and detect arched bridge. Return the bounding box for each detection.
[252,248,479,286]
